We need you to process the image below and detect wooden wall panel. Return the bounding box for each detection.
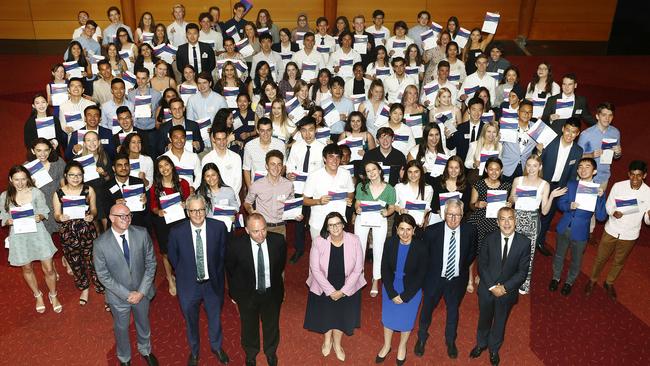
[1,0,32,20]
[0,21,35,39]
[529,0,617,40]
[29,0,114,21]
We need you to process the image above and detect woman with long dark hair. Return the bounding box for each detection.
[196,163,238,216]
[394,160,433,228]
[24,94,66,150]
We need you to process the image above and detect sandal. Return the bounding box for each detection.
[48,292,63,313]
[104,303,111,312]
[34,291,46,313]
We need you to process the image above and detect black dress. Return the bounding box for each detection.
[304,243,361,336]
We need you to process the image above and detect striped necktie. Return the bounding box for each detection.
[445,231,456,280]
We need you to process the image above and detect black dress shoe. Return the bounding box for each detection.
[560,283,572,296]
[603,282,617,300]
[447,342,458,359]
[289,250,303,264]
[396,356,406,366]
[375,348,391,363]
[489,351,500,365]
[142,353,159,366]
[585,280,595,295]
[536,244,552,256]
[119,362,131,366]
[549,279,559,292]
[266,355,277,366]
[414,339,425,357]
[187,354,199,366]
[469,345,486,358]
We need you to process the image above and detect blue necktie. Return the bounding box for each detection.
[445,231,456,280]
[120,234,130,266]
[196,229,205,280]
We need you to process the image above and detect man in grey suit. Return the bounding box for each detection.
[94,203,158,366]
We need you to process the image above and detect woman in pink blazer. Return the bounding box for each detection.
[304,212,366,362]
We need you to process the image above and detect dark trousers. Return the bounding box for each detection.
[476,290,515,353]
[537,182,560,246]
[293,194,310,252]
[417,277,466,344]
[503,164,523,184]
[238,290,282,361]
[179,281,223,356]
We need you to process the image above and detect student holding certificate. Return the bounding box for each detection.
[509,155,566,294]
[338,112,376,161]
[354,161,396,296]
[541,73,596,134]
[1,165,60,314]
[430,156,472,218]
[53,161,104,309]
[462,27,495,75]
[467,157,511,287]
[464,121,502,186]
[149,155,191,296]
[23,94,66,150]
[195,163,238,219]
[394,161,434,227]
[78,130,112,230]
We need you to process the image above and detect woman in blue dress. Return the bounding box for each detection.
[376,214,428,365]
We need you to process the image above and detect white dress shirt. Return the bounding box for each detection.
[551,141,573,182]
[461,72,497,106]
[191,220,209,279]
[111,228,129,255]
[201,149,243,205]
[441,224,461,278]
[604,180,650,240]
[167,21,189,47]
[250,238,271,289]
[286,140,325,174]
[163,150,202,188]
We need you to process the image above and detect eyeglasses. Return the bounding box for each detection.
[111,213,132,220]
[67,173,83,178]
[187,209,206,215]
[446,213,462,219]
[328,222,344,228]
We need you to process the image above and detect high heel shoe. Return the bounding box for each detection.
[34,291,46,313]
[396,356,406,366]
[321,341,332,357]
[375,348,391,363]
[333,346,345,361]
[48,292,63,313]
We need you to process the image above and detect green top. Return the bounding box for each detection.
[355,182,397,205]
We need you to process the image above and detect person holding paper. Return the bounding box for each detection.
[149,155,191,295]
[430,156,472,222]
[217,37,248,81]
[364,45,392,81]
[45,63,67,119]
[406,11,431,52]
[58,78,96,137]
[446,98,485,161]
[242,118,286,189]
[106,43,129,76]
[196,163,238,222]
[509,155,566,294]
[167,194,231,366]
[537,118,583,256]
[386,21,414,60]
[158,98,204,155]
[586,160,650,300]
[422,32,452,84]
[111,106,150,155]
[101,153,148,227]
[73,10,102,42]
[305,211,365,363]
[291,32,326,81]
[135,11,155,45]
[366,10,390,45]
[64,41,92,79]
[525,62,560,102]
[465,121,502,185]
[357,80,387,137]
[122,133,154,190]
[245,150,297,238]
[277,62,301,99]
[255,9,279,43]
[162,125,202,188]
[149,61,177,93]
[251,33,283,82]
[384,57,418,104]
[402,85,427,133]
[500,100,538,182]
[395,161,434,226]
[116,27,138,70]
[128,68,162,134]
[344,62,371,98]
[199,12,224,54]
[326,77,354,136]
[253,79,279,118]
[350,15,375,68]
[486,43,511,76]
[443,42,467,88]
[463,28,495,75]
[101,78,134,131]
[242,23,262,64]
[460,54,496,106]
[376,214,428,366]
[541,73,596,134]
[91,59,114,106]
[496,82,525,121]
[213,62,246,98]
[303,143,355,242]
[78,130,113,229]
[269,99,297,142]
[550,158,607,296]
[339,111,376,160]
[494,67,520,107]
[415,199,476,359]
[384,103,416,157]
[578,102,622,189]
[1,165,60,314]
[363,127,407,186]
[470,207,531,366]
[201,123,243,201]
[429,85,462,130]
[223,2,248,40]
[24,94,66,150]
[152,23,171,47]
[354,161,396,295]
[408,123,446,175]
[102,6,133,47]
[53,160,104,308]
[65,105,116,161]
[327,32,362,83]
[186,72,227,135]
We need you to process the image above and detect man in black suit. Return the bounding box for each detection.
[446,97,485,161]
[537,117,583,256]
[541,73,596,134]
[112,106,150,156]
[102,153,148,227]
[176,23,216,76]
[470,207,531,366]
[157,97,204,155]
[415,198,476,359]
[226,213,287,366]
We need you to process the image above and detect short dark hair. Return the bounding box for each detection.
[437,60,450,70]
[481,157,503,178]
[97,59,110,68]
[169,124,186,137]
[265,149,284,164]
[110,78,125,87]
[562,73,577,83]
[196,71,213,84]
[467,97,484,109]
[84,104,101,116]
[85,20,98,28]
[417,11,431,19]
[259,33,273,42]
[391,57,405,67]
[320,211,347,239]
[322,143,342,158]
[395,213,416,229]
[257,116,272,128]
[185,23,200,32]
[596,102,615,114]
[519,99,533,109]
[68,77,84,86]
[169,97,184,107]
[107,6,121,18]
[113,153,130,165]
[233,2,246,10]
[316,16,328,25]
[629,160,647,173]
[210,122,229,137]
[198,12,213,23]
[579,157,597,170]
[304,31,315,41]
[116,106,131,116]
[564,117,581,130]
[393,20,408,33]
[330,76,345,88]
[135,68,150,77]
[376,126,394,139]
[372,10,385,18]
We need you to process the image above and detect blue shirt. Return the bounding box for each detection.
[102,23,133,45]
[500,121,538,177]
[331,97,354,134]
[68,36,101,58]
[577,124,620,184]
[100,99,134,129]
[127,87,161,130]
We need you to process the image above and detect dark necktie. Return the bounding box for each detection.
[257,243,265,293]
[471,125,477,142]
[120,234,130,266]
[192,46,199,72]
[195,229,205,280]
[302,145,311,173]
[320,37,325,46]
[502,237,509,267]
[445,231,456,280]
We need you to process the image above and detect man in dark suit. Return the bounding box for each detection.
[176,23,216,76]
[157,97,204,155]
[415,199,476,359]
[470,207,531,366]
[112,106,150,156]
[446,97,485,161]
[93,203,158,366]
[168,194,230,366]
[537,117,583,256]
[65,104,116,160]
[541,73,596,134]
[102,153,148,227]
[226,213,287,366]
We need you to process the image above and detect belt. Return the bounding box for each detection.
[266,222,285,227]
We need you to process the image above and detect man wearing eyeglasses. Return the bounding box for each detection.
[93,203,158,366]
[167,194,230,365]
[415,198,476,360]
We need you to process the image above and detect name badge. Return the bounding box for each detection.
[464,133,470,139]
[109,185,120,194]
[202,52,208,59]
[575,109,582,114]
[101,139,109,144]
[569,159,576,165]
[277,194,287,202]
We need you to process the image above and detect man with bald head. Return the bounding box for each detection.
[93,203,158,366]
[226,213,287,366]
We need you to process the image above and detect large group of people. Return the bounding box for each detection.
[5,3,650,366]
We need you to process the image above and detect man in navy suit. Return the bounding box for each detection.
[168,194,230,365]
[470,207,531,366]
[157,97,204,156]
[176,23,216,76]
[541,73,596,134]
[537,117,583,256]
[65,104,116,160]
[446,97,484,161]
[415,198,476,359]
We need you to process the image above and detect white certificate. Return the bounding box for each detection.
[325,191,348,218]
[211,205,238,232]
[223,86,240,108]
[159,192,185,224]
[122,184,145,212]
[478,150,500,176]
[358,201,384,227]
[35,116,56,140]
[431,192,463,225]
[555,99,574,119]
[486,190,507,218]
[575,180,599,212]
[514,185,539,211]
[532,98,546,119]
[64,111,85,131]
[301,61,317,81]
[429,154,449,178]
[420,29,437,51]
[286,97,307,122]
[499,120,518,144]
[134,95,152,118]
[615,196,639,214]
[184,130,194,152]
[321,98,341,127]
[404,114,424,139]
[455,28,470,48]
[528,119,557,148]
[481,12,500,34]
[236,38,255,58]
[10,204,37,234]
[24,159,53,188]
[179,84,198,104]
[338,137,364,161]
[353,34,368,54]
[50,83,68,107]
[291,172,308,195]
[74,154,100,181]
[600,138,617,165]
[404,200,427,226]
[282,197,303,221]
[338,58,354,79]
[374,105,390,127]
[61,195,87,220]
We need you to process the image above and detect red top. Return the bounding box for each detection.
[149,179,191,211]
